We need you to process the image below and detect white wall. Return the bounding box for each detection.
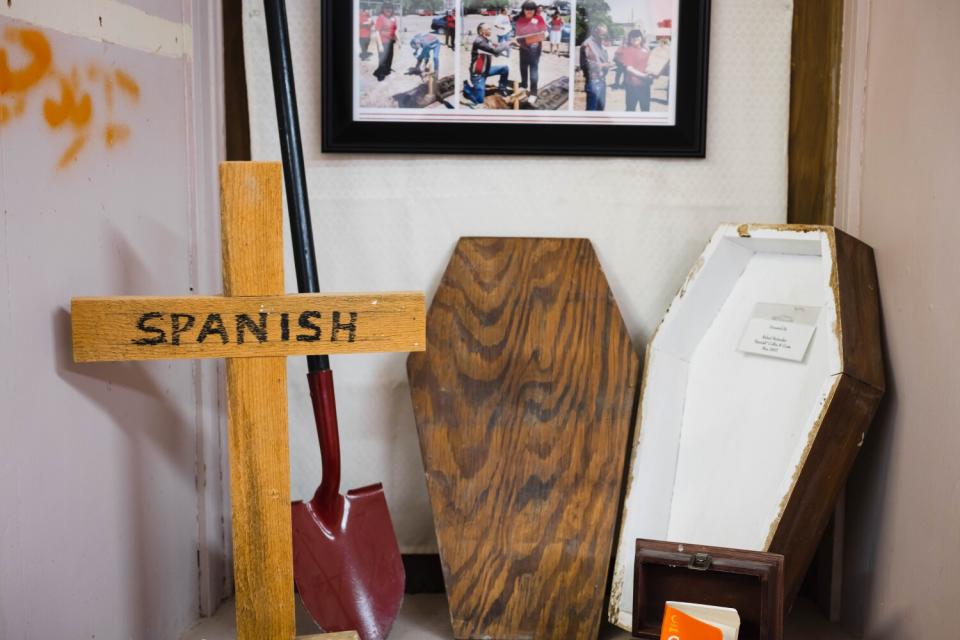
[0,1,224,637]
[242,0,794,552]
[839,1,960,637]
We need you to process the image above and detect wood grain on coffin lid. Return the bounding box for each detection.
[408,238,639,640]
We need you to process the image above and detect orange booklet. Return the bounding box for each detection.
[661,602,740,640]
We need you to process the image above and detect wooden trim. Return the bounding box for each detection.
[834,0,872,234]
[788,0,845,225]
[187,0,229,616]
[788,4,848,619]
[224,0,251,161]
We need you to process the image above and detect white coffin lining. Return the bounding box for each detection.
[611,226,842,630]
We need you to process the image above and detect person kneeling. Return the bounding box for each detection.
[463,23,512,105]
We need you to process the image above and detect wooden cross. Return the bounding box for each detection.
[70,162,425,640]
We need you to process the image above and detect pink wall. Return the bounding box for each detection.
[841,1,960,637]
[0,2,224,638]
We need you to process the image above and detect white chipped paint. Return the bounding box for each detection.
[0,0,192,58]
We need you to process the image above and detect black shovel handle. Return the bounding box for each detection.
[264,0,329,373]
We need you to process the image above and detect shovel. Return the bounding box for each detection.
[263,2,405,639]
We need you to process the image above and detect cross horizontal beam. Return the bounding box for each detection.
[71,292,425,362]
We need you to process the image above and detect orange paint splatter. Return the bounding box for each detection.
[103,75,114,110]
[57,133,87,169]
[43,76,92,129]
[114,69,139,101]
[104,122,130,148]
[69,92,92,127]
[43,77,74,127]
[0,27,52,94]
[0,27,140,169]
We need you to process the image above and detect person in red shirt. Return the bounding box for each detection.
[620,29,653,111]
[514,1,548,101]
[547,10,564,55]
[373,3,399,82]
[444,10,456,49]
[358,9,373,60]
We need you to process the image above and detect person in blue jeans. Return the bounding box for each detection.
[580,23,614,110]
[464,23,512,105]
[410,33,441,74]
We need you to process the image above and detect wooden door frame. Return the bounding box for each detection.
[788,0,845,226]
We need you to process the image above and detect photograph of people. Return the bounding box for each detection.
[514,1,547,100]
[356,1,457,110]
[373,2,399,81]
[574,0,676,114]
[460,1,572,110]
[444,8,456,48]
[546,8,565,54]
[358,6,374,60]
[579,23,614,110]
[618,29,653,111]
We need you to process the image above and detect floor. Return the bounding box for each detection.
[180,593,855,639]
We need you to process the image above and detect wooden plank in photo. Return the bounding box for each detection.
[407,237,639,640]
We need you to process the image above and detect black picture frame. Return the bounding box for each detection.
[321,0,711,157]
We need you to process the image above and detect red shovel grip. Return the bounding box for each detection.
[306,369,341,523]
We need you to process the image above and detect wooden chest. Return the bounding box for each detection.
[632,539,784,640]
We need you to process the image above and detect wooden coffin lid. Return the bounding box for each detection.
[408,237,639,640]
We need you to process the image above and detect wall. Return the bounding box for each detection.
[840,1,960,637]
[242,0,794,552]
[0,1,225,637]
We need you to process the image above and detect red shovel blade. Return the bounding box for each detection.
[292,370,405,640]
[292,486,404,640]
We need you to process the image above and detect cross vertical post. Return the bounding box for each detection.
[220,162,295,639]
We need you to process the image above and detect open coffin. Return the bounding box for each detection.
[609,224,885,630]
